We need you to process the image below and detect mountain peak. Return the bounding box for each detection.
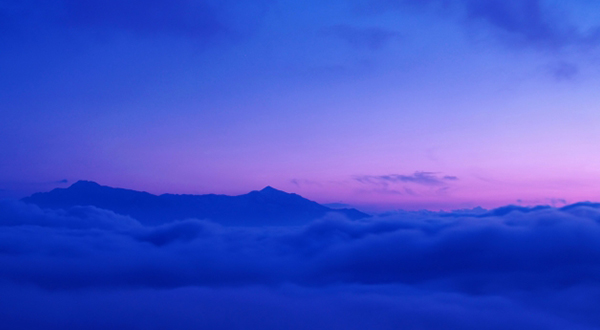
[70,180,101,189]
[259,186,287,194]
[24,181,370,226]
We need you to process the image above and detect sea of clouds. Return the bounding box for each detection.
[1,199,600,329]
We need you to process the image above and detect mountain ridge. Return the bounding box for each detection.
[22,181,369,226]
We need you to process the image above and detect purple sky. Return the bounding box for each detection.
[2,0,600,210]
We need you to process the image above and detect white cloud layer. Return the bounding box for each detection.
[0,199,600,328]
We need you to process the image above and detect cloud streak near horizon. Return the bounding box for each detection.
[355,172,459,187]
[1,199,600,328]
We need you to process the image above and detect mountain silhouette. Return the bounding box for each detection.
[22,181,369,226]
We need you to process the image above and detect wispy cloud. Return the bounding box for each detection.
[517,197,568,207]
[369,0,600,51]
[290,179,323,188]
[547,61,579,80]
[355,171,459,187]
[323,24,400,51]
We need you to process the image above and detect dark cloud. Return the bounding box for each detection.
[0,0,269,42]
[324,25,399,50]
[60,0,227,40]
[370,0,600,51]
[355,171,459,187]
[1,199,600,327]
[0,284,594,330]
[463,0,581,49]
[547,61,579,80]
[290,179,323,188]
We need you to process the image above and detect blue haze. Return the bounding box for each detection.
[1,183,600,328]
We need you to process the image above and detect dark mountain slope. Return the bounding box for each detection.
[23,181,369,226]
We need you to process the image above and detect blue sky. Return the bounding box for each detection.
[2,0,600,210]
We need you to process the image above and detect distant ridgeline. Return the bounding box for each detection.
[22,181,369,226]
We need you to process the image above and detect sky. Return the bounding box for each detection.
[2,0,600,210]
